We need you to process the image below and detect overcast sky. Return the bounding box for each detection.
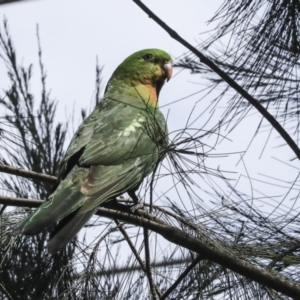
[1,0,220,121]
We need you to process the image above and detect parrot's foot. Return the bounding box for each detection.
[103,198,143,214]
[130,203,144,212]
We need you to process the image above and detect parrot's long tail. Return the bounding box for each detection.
[46,207,98,255]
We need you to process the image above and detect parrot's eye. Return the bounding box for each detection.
[142,54,154,61]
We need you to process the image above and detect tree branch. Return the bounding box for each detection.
[0,164,57,183]
[160,255,203,300]
[76,257,192,278]
[2,196,300,298]
[115,220,147,272]
[0,0,26,5]
[267,242,300,271]
[132,0,300,160]
[0,195,44,207]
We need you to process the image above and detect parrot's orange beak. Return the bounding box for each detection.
[163,62,173,82]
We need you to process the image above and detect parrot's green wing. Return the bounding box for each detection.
[11,48,172,254]
[11,98,168,253]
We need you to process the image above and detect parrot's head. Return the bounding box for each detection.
[106,49,173,106]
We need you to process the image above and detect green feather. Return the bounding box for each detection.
[11,49,171,254]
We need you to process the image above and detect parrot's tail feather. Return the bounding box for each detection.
[46,208,97,255]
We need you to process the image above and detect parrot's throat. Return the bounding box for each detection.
[134,78,166,107]
[105,76,164,107]
[133,84,159,107]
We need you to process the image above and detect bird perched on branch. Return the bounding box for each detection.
[11,49,173,254]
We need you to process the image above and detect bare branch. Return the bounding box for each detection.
[0,164,57,183]
[75,257,192,277]
[0,0,26,5]
[0,195,42,207]
[267,242,300,271]
[115,220,146,272]
[160,255,203,300]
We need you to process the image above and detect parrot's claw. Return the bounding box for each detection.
[130,203,144,212]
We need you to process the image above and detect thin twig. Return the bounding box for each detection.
[267,242,300,271]
[0,282,13,300]
[0,205,6,215]
[116,221,162,298]
[74,257,191,278]
[132,0,300,161]
[115,220,146,272]
[143,228,160,299]
[160,255,203,300]
[0,0,26,5]
[0,195,43,207]
[0,164,57,183]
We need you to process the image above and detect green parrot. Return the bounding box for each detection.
[11,49,172,254]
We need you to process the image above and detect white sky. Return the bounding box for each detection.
[1,0,220,123]
[1,0,300,284]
